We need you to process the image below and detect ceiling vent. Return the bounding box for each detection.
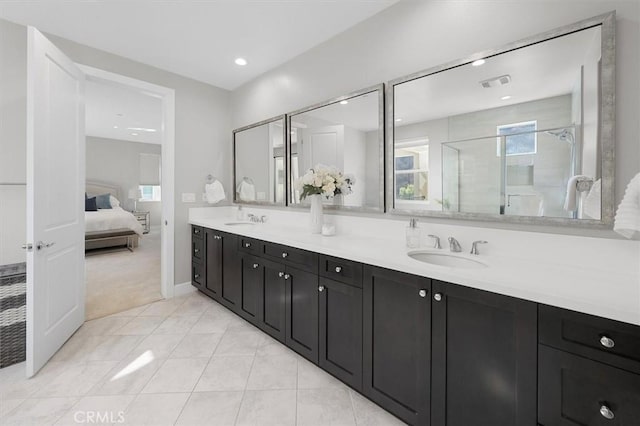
[480,74,512,88]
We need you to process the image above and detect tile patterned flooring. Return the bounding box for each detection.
[0,291,406,425]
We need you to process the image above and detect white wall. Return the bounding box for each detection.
[86,137,162,225]
[0,19,26,266]
[0,18,231,284]
[231,1,639,236]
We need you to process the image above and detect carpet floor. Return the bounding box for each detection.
[85,227,162,320]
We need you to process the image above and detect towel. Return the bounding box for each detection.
[614,173,640,239]
[583,179,601,220]
[205,180,226,204]
[564,175,590,211]
[237,180,256,201]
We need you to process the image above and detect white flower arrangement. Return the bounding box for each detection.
[294,164,355,200]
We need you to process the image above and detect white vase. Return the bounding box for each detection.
[333,194,343,206]
[309,194,323,234]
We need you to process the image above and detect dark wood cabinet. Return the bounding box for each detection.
[205,229,222,298]
[238,253,262,323]
[191,226,204,291]
[363,266,431,426]
[538,345,640,425]
[431,281,537,426]
[319,277,362,391]
[260,260,287,342]
[204,230,240,307]
[285,265,319,363]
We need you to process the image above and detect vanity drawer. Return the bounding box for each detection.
[192,225,204,239]
[192,262,204,288]
[238,236,264,255]
[319,255,362,288]
[192,237,204,262]
[264,242,317,273]
[538,345,640,425]
[539,304,640,374]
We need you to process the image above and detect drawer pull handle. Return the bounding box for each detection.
[318,285,325,292]
[284,274,290,280]
[278,272,284,277]
[252,263,259,269]
[245,242,251,248]
[334,266,342,273]
[433,292,442,301]
[194,274,200,279]
[600,404,615,420]
[600,335,615,349]
[194,249,199,253]
[282,252,288,258]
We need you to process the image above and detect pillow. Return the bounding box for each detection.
[109,195,120,208]
[95,193,112,209]
[85,197,98,211]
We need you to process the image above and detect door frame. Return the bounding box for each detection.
[79,64,176,298]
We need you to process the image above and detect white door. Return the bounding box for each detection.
[26,27,85,377]
[302,125,344,171]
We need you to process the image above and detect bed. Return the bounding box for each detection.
[85,182,144,252]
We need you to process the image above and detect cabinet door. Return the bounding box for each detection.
[221,232,241,311]
[205,229,222,299]
[539,345,640,425]
[363,266,431,426]
[285,266,319,363]
[431,280,537,426]
[319,277,362,391]
[239,254,263,324]
[261,260,286,342]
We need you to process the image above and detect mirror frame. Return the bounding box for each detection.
[232,114,288,206]
[386,11,616,228]
[286,83,386,213]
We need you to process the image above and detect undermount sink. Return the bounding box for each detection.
[224,222,256,226]
[408,251,488,269]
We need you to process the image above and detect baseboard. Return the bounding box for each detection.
[174,281,197,297]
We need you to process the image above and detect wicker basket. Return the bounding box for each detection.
[0,263,26,369]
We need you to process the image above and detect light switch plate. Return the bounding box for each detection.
[182,193,196,203]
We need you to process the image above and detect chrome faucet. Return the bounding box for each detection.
[448,237,462,252]
[470,240,488,255]
[427,235,441,249]
[247,214,268,223]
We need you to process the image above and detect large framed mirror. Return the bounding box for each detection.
[288,84,385,212]
[233,115,287,205]
[388,12,615,227]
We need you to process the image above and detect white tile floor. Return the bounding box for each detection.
[0,291,406,425]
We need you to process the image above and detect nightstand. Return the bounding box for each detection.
[132,211,150,234]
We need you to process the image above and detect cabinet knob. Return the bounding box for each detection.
[216,235,222,240]
[194,274,200,279]
[245,242,251,248]
[194,229,199,234]
[252,263,259,269]
[600,404,615,420]
[419,289,427,298]
[334,266,342,273]
[318,285,325,292]
[282,252,288,258]
[434,293,442,302]
[278,272,284,277]
[600,335,615,349]
[194,248,199,253]
[284,274,290,280]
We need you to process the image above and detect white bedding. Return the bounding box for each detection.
[85,207,144,236]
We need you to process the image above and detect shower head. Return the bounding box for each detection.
[546,129,575,144]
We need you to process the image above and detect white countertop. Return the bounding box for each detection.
[189,208,640,326]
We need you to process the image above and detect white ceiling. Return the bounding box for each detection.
[0,1,397,90]
[85,80,163,144]
[395,26,600,126]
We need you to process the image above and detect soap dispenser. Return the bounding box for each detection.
[406,218,420,249]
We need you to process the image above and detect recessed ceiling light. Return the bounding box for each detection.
[235,57,248,66]
[131,132,139,136]
[472,59,486,67]
[340,100,349,105]
[395,118,403,122]
[501,95,512,100]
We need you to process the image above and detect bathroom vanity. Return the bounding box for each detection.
[190,217,640,426]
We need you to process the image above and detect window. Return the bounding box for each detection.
[394,138,429,202]
[139,185,161,202]
[497,121,537,156]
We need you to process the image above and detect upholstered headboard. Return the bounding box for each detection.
[85,181,121,202]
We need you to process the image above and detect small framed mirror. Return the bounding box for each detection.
[233,115,287,205]
[288,84,385,212]
[388,12,615,227]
